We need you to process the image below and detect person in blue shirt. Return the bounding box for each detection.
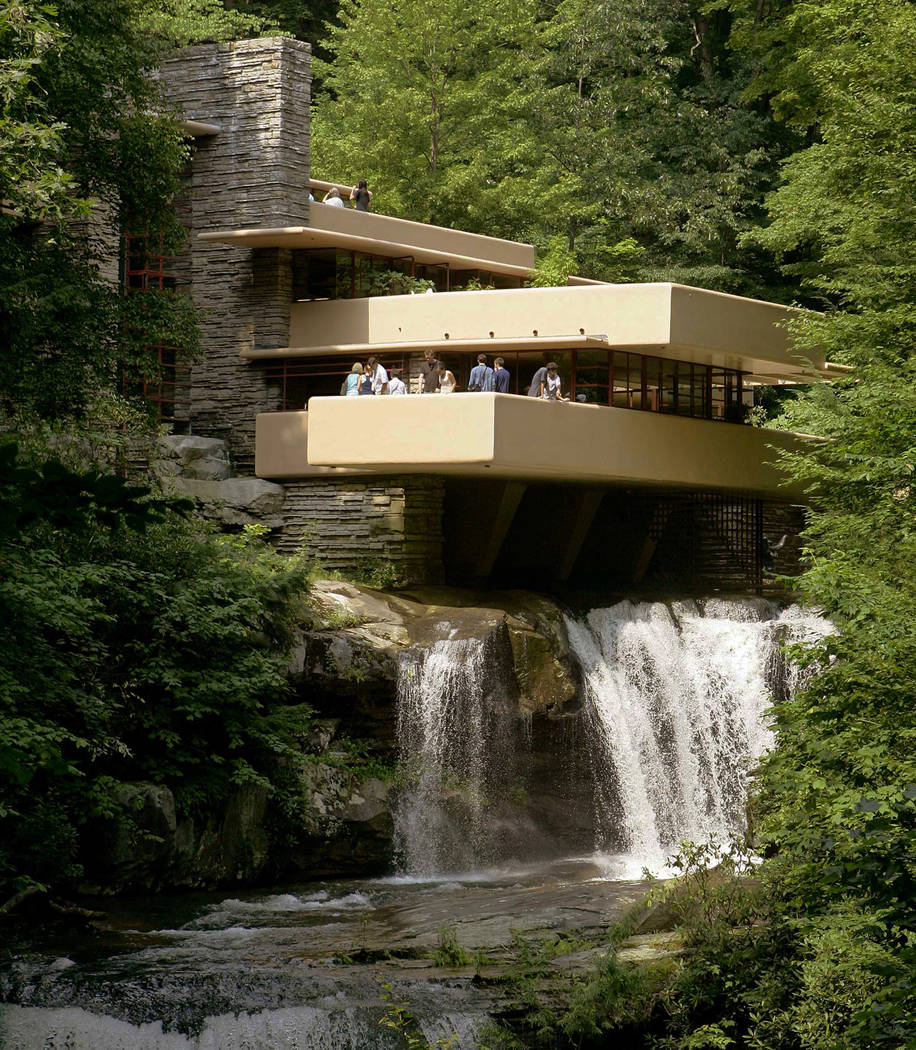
[493,357,510,393]
[467,353,494,392]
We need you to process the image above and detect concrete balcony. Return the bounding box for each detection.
[255,393,812,500]
[199,203,535,278]
[245,283,845,384]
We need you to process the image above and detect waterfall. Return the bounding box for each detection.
[393,632,523,875]
[394,599,830,877]
[564,599,831,873]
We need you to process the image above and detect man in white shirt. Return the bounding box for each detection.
[367,356,389,395]
[388,368,407,395]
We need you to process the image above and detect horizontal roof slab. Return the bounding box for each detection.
[255,394,816,499]
[200,205,535,277]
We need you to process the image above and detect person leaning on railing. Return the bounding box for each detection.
[528,361,568,400]
[322,186,346,207]
[350,178,372,211]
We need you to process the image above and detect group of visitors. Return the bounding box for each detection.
[314,178,373,211]
[339,351,568,400]
[341,357,405,396]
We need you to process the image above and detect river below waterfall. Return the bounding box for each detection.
[0,859,651,1049]
[0,597,830,1049]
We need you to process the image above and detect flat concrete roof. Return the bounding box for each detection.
[255,394,815,499]
[200,205,535,277]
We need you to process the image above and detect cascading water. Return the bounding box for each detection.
[565,598,830,873]
[394,632,525,875]
[394,599,831,878]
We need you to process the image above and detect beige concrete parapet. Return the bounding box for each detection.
[256,394,813,499]
[283,283,829,380]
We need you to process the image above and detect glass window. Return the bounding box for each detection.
[573,349,610,403]
[292,248,337,300]
[630,355,646,410]
[691,364,709,418]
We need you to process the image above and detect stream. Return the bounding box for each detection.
[0,597,830,1048]
[0,858,650,1049]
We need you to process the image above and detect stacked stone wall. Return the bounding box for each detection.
[159,38,311,471]
[276,476,445,583]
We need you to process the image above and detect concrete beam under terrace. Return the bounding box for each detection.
[255,394,814,500]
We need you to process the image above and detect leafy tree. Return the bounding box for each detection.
[533,0,799,291]
[138,0,277,49]
[222,0,337,51]
[312,0,797,294]
[311,0,547,237]
[0,443,313,896]
[0,1,80,220]
[647,3,916,1047]
[0,0,313,902]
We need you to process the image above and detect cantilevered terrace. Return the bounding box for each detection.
[200,188,833,502]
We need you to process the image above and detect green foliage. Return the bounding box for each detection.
[137,0,278,48]
[378,983,458,1049]
[360,558,406,591]
[526,235,577,288]
[313,0,796,293]
[367,268,435,297]
[0,0,202,425]
[433,924,472,968]
[0,443,314,893]
[222,0,337,50]
[312,0,547,236]
[647,3,916,1047]
[0,1,81,220]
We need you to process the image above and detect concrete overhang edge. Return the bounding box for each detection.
[240,334,613,360]
[198,226,534,278]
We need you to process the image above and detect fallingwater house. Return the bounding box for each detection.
[148,37,837,593]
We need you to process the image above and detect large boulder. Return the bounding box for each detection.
[80,782,177,892]
[81,782,273,892]
[304,580,580,718]
[154,434,231,480]
[162,476,286,528]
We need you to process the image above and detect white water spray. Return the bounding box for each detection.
[394,633,520,875]
[564,599,831,872]
[395,599,830,877]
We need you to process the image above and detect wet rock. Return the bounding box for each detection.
[505,618,577,715]
[616,931,684,964]
[343,778,394,827]
[81,782,176,892]
[82,782,275,892]
[171,783,271,887]
[306,580,581,720]
[81,582,591,892]
[288,772,396,879]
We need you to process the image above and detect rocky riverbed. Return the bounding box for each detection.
[0,857,677,1049]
